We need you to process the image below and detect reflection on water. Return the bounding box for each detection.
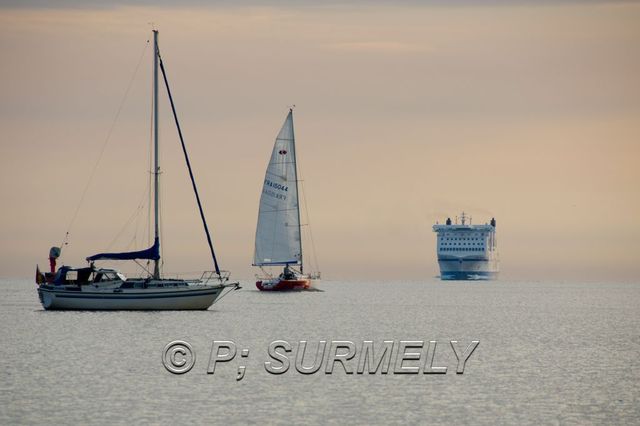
[1,278,638,424]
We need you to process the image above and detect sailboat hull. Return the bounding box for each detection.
[37,285,225,310]
[256,278,311,291]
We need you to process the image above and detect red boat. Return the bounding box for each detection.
[256,276,311,291]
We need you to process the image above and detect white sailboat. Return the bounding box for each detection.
[253,109,320,291]
[36,30,239,310]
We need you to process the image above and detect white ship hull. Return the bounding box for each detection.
[437,258,499,280]
[37,284,225,310]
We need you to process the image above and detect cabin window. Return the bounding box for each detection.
[101,272,118,281]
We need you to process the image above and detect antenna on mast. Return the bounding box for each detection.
[460,211,468,225]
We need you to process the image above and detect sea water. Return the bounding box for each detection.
[0,278,638,424]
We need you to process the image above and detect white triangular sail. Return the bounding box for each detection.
[254,110,303,267]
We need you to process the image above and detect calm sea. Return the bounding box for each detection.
[0,278,638,424]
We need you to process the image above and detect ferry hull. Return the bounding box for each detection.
[37,285,224,310]
[439,270,498,280]
[437,259,499,281]
[256,278,311,291]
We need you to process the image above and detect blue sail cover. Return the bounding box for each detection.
[86,238,160,262]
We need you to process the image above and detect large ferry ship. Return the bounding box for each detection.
[432,212,499,280]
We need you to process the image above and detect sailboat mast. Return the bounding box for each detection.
[289,109,304,274]
[152,29,161,279]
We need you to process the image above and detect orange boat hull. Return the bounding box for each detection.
[256,278,311,291]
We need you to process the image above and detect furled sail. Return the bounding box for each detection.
[86,237,160,262]
[253,110,302,266]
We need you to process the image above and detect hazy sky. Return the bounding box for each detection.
[1,1,638,281]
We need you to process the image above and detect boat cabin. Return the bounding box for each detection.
[52,266,126,285]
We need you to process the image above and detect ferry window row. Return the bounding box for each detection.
[440,237,484,241]
[440,247,484,251]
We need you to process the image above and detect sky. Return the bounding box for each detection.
[0,1,639,281]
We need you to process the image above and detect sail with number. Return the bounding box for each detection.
[254,110,303,267]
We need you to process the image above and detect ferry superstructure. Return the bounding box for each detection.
[432,212,499,280]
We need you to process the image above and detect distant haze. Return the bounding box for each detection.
[1,1,638,281]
